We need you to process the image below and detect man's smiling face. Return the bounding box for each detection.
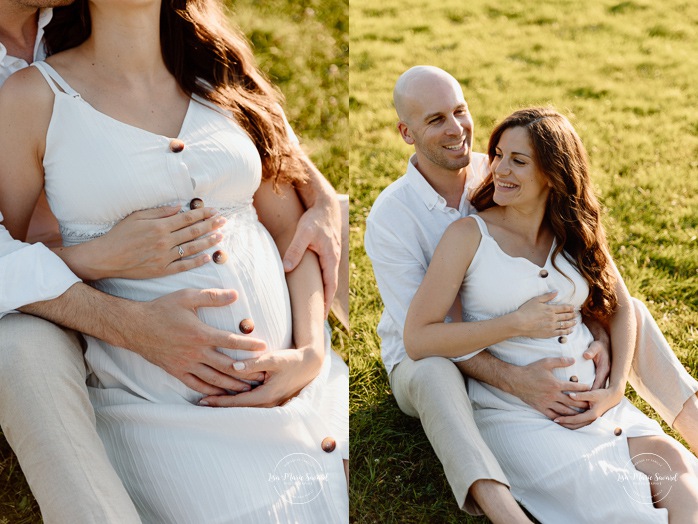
[396,69,474,175]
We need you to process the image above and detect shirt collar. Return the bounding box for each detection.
[35,8,53,61]
[404,154,442,210]
[0,8,53,64]
[404,153,472,213]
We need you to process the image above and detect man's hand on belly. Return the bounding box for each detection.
[506,357,592,419]
[119,288,267,395]
[457,351,591,420]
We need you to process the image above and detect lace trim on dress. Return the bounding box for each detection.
[59,203,258,246]
[60,223,112,245]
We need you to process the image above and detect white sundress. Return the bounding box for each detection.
[32,61,348,524]
[461,214,673,523]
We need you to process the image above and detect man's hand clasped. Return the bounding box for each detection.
[128,288,267,396]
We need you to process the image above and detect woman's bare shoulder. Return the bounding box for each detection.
[435,216,484,264]
[0,65,55,118]
[0,64,53,96]
[446,215,483,240]
[0,65,57,155]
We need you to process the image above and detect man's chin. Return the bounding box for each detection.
[444,153,470,171]
[32,0,75,8]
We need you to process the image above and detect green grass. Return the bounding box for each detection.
[349,0,698,522]
[0,1,348,522]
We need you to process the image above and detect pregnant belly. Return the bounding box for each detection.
[85,224,292,403]
[469,327,597,413]
[490,325,597,386]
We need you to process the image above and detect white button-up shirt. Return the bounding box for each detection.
[0,8,81,318]
[365,152,489,375]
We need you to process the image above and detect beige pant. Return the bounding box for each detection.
[390,297,698,514]
[389,356,509,514]
[628,298,698,425]
[0,314,141,524]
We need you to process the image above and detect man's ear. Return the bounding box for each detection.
[397,121,415,145]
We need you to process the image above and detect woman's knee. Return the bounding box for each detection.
[629,435,695,476]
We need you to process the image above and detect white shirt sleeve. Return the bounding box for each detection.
[366,199,487,365]
[0,217,81,319]
[365,216,426,340]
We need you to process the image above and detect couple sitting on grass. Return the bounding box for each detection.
[365,65,698,523]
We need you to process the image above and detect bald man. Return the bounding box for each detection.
[365,65,698,522]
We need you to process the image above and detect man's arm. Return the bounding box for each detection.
[282,150,341,317]
[456,352,590,418]
[0,222,81,314]
[583,315,611,390]
[365,209,430,347]
[21,283,267,395]
[455,320,611,421]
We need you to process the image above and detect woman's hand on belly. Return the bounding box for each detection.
[198,345,324,408]
[63,205,226,280]
[553,385,625,430]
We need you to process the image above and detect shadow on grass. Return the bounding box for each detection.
[0,431,40,523]
[350,375,491,524]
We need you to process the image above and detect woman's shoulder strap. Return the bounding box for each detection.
[468,213,491,237]
[30,62,80,98]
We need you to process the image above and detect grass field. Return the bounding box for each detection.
[349,0,698,522]
[0,1,348,522]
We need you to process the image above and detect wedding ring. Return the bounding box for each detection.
[559,321,563,329]
[178,245,185,258]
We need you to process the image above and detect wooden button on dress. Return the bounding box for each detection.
[212,250,228,264]
[539,269,549,278]
[569,375,578,383]
[190,197,204,210]
[558,336,567,344]
[614,427,623,436]
[239,318,254,335]
[169,139,185,153]
[321,437,336,453]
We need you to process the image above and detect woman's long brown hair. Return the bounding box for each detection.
[44,0,305,187]
[470,107,618,322]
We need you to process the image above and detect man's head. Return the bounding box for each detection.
[394,66,473,175]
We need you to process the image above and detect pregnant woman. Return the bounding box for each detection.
[0,0,347,522]
[405,107,698,523]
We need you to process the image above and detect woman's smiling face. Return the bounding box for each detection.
[490,126,551,209]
